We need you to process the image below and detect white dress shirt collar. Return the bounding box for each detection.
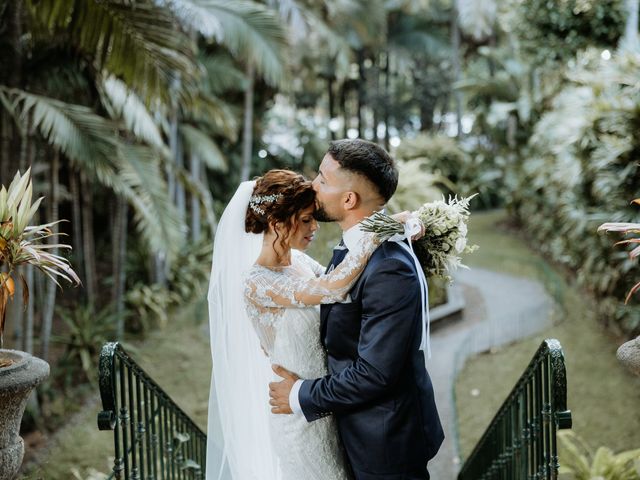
[342,209,385,250]
[342,221,367,251]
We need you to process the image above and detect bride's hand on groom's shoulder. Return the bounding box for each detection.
[269,365,299,415]
[391,211,426,241]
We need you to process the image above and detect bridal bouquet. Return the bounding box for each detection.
[361,195,478,281]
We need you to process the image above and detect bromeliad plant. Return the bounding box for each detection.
[598,198,640,304]
[0,168,80,354]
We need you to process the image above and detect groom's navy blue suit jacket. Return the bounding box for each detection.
[298,240,444,476]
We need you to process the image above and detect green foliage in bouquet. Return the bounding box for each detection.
[362,195,478,282]
[558,431,640,480]
[0,169,80,349]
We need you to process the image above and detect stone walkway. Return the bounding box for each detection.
[427,268,556,479]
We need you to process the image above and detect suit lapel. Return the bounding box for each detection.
[320,245,349,346]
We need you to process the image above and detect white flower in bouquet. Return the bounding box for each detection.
[361,194,478,282]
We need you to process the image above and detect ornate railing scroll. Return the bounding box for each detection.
[457,338,572,480]
[98,342,207,479]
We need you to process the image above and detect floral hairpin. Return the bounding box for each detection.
[249,193,283,216]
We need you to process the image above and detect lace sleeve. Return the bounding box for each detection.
[295,250,326,277]
[245,233,380,308]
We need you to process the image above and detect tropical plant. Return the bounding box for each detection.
[53,304,116,386]
[395,134,504,209]
[558,430,640,480]
[125,238,212,333]
[599,199,640,304]
[504,47,640,335]
[515,0,625,65]
[0,169,80,353]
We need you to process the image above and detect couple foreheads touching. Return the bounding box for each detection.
[207,138,443,480]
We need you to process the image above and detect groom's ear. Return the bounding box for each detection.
[342,191,360,211]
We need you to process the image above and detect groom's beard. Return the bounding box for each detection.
[313,202,339,223]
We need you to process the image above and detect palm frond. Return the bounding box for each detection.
[179,124,228,172]
[27,0,199,104]
[99,75,167,152]
[199,53,247,95]
[0,85,118,183]
[156,0,287,86]
[185,92,239,140]
[167,161,218,235]
[114,145,185,256]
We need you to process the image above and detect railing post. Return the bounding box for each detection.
[97,342,207,480]
[457,339,572,480]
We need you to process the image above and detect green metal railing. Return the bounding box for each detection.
[98,342,207,479]
[457,339,572,480]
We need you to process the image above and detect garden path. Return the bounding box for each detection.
[427,267,556,479]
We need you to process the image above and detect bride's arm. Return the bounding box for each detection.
[245,233,380,308]
[245,213,423,308]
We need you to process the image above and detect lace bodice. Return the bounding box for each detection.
[244,233,378,355]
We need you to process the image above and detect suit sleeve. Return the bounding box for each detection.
[298,257,421,421]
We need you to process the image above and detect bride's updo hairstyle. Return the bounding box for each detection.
[245,169,315,248]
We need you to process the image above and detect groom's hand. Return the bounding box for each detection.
[269,365,299,414]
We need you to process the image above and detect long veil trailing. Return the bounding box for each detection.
[206,181,281,480]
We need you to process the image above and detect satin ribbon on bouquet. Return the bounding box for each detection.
[387,216,431,360]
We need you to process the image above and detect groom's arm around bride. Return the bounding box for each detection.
[270,139,444,480]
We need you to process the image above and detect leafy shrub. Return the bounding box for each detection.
[395,134,504,209]
[516,0,625,65]
[53,304,116,386]
[509,48,640,335]
[559,431,640,480]
[126,239,212,332]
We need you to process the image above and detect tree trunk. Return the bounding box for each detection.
[451,5,464,138]
[0,0,22,181]
[373,54,381,144]
[175,138,186,222]
[24,265,34,354]
[8,109,33,349]
[327,75,336,140]
[624,0,640,48]
[340,82,348,139]
[80,172,98,306]
[40,150,59,361]
[112,196,127,339]
[190,152,201,242]
[356,49,366,139]
[69,169,84,295]
[383,50,391,151]
[240,62,255,182]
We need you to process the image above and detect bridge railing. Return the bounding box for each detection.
[97,342,207,479]
[457,338,572,480]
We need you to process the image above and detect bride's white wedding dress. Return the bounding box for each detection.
[244,230,382,480]
[244,251,352,480]
[207,180,379,480]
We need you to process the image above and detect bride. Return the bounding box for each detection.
[206,170,415,480]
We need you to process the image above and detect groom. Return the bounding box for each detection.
[269,139,444,479]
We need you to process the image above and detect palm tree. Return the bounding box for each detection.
[0,0,289,354]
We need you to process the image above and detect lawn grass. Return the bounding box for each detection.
[20,300,212,479]
[455,210,640,459]
[18,222,341,480]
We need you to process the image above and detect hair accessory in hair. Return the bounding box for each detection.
[248,193,283,216]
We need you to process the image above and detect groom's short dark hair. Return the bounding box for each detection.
[327,139,398,202]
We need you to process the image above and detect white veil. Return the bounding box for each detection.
[206,181,281,480]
